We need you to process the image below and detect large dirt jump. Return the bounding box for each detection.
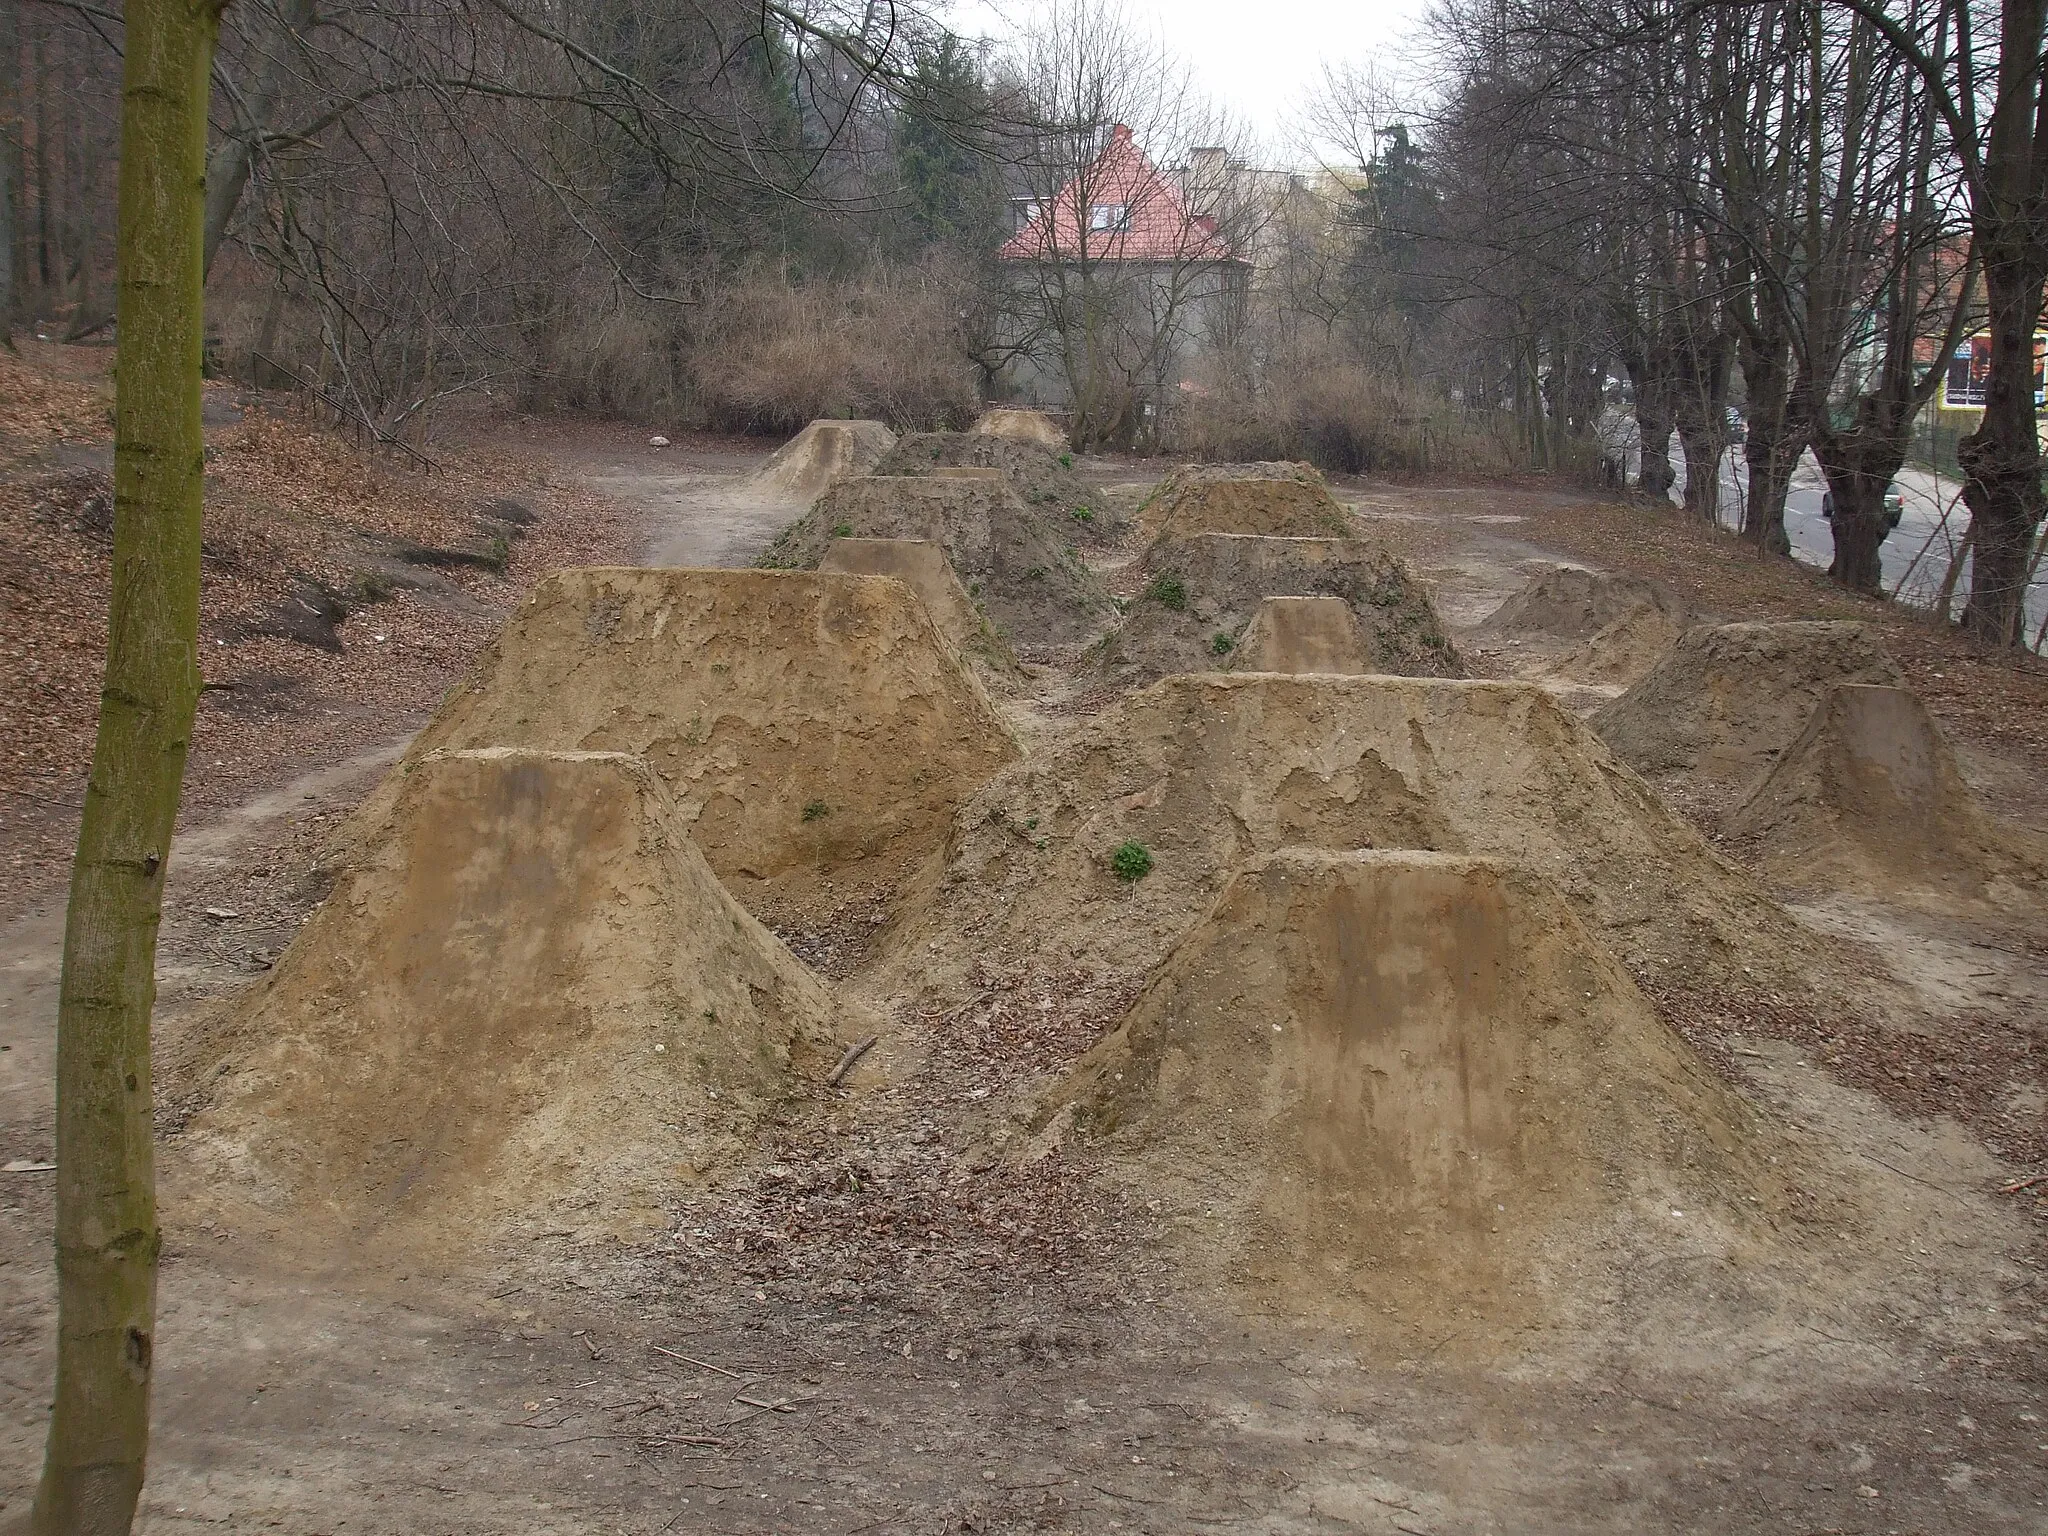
[344,568,1018,923]
[165,749,859,1253]
[872,429,1112,542]
[877,674,1817,1007]
[973,407,1068,451]
[1232,596,1375,673]
[746,419,896,502]
[1478,564,1692,685]
[1094,533,1463,684]
[1727,683,2045,908]
[764,475,1115,647]
[820,536,1020,678]
[1029,850,1787,1326]
[1594,621,1903,792]
[1135,461,1355,543]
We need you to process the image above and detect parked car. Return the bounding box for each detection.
[1821,485,1907,531]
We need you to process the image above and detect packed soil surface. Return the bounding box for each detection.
[1135,460,1355,542]
[4,364,2047,1535]
[872,430,1116,544]
[1472,563,1693,686]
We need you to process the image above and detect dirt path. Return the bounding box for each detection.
[5,443,2048,1534]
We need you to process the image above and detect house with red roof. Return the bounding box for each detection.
[993,124,1254,443]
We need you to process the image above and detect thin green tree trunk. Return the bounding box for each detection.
[32,1,220,1532]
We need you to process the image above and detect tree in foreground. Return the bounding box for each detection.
[33,0,222,1531]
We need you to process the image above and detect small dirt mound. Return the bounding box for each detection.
[1727,683,2045,907]
[1135,462,1353,542]
[1029,850,1784,1323]
[1095,534,1462,684]
[167,749,859,1251]
[764,476,1115,647]
[1594,621,1902,791]
[1479,565,1692,686]
[1232,596,1374,673]
[748,419,896,502]
[871,430,1110,542]
[343,568,1018,923]
[820,537,1020,677]
[875,674,1815,1007]
[974,408,1069,451]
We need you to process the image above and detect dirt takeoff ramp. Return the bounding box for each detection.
[349,569,1018,922]
[878,674,1812,1005]
[170,750,856,1249]
[748,419,896,502]
[820,537,1019,676]
[1099,534,1461,685]
[1135,461,1354,543]
[973,407,1068,450]
[1232,596,1374,673]
[765,476,1115,646]
[1478,564,1691,685]
[1594,621,1902,793]
[1031,850,1782,1323]
[1727,683,2044,908]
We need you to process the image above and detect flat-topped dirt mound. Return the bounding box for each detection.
[1594,621,1902,792]
[1478,564,1692,685]
[747,419,895,502]
[820,537,1019,677]
[764,475,1115,647]
[1232,596,1374,673]
[871,430,1112,541]
[1135,461,1354,543]
[874,674,1817,1006]
[1728,683,2046,909]
[165,750,858,1251]
[343,568,1018,922]
[1028,850,1788,1325]
[1093,534,1463,684]
[974,408,1068,451]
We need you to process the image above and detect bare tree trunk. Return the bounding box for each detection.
[1958,247,2048,643]
[1635,405,1675,498]
[32,0,221,1530]
[203,0,317,275]
[0,0,19,345]
[1738,332,1800,554]
[1676,409,1728,523]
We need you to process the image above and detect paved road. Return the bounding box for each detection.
[1670,447,2048,646]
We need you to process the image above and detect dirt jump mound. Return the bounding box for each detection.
[1478,564,1691,685]
[763,476,1115,647]
[878,674,1813,1006]
[974,407,1068,451]
[1727,683,2044,907]
[1593,621,1902,794]
[820,536,1019,677]
[1031,850,1782,1321]
[872,430,1111,541]
[747,419,896,502]
[347,568,1018,923]
[169,749,858,1250]
[1135,461,1353,543]
[1232,596,1374,673]
[1094,534,1462,684]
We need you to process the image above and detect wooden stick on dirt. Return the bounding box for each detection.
[652,1345,748,1379]
[828,1035,879,1088]
[1999,1174,2048,1194]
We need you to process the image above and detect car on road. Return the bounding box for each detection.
[1821,484,1907,531]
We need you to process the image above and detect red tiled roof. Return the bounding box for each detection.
[999,125,1242,265]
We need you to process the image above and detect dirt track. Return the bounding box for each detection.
[4,430,2047,1534]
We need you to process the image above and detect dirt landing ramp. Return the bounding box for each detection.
[1030,851,1783,1324]
[878,674,1814,1005]
[872,430,1110,542]
[748,419,895,502]
[1232,596,1374,673]
[974,408,1068,451]
[1594,621,1902,791]
[1135,461,1353,542]
[347,568,1018,923]
[765,476,1115,646]
[167,750,857,1251]
[820,537,1019,676]
[1095,534,1462,684]
[1727,683,2044,908]
[1478,564,1691,685]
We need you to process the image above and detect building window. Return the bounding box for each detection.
[1089,203,1130,233]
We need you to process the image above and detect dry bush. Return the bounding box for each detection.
[1169,353,1531,478]
[690,264,978,434]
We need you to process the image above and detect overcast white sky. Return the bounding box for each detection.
[942,0,1435,164]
